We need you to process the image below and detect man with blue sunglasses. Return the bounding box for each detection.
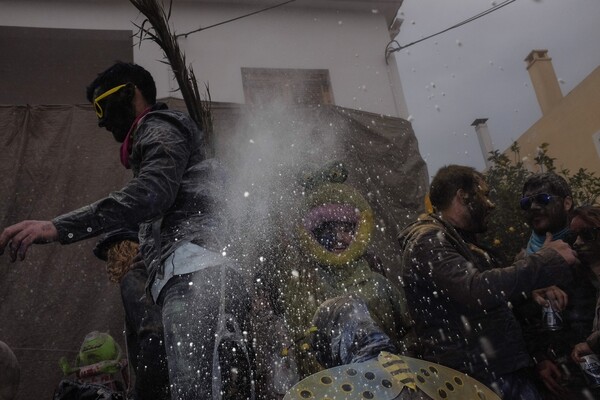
[517,172,596,399]
[521,173,575,254]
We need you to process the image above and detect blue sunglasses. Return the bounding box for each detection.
[519,193,557,210]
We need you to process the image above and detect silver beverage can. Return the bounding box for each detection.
[541,304,563,331]
[580,354,600,389]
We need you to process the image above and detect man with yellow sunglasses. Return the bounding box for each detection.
[91,82,137,146]
[93,83,127,118]
[0,62,252,399]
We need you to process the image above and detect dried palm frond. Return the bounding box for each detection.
[129,0,214,155]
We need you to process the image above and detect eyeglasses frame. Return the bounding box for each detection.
[93,84,128,119]
[519,193,560,211]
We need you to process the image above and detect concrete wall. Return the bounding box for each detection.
[0,0,408,117]
[0,26,133,104]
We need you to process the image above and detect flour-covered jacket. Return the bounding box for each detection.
[53,103,222,300]
[398,213,573,383]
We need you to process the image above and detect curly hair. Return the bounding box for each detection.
[105,240,139,283]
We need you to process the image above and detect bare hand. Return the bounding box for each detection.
[532,285,568,311]
[571,342,593,363]
[536,359,567,397]
[543,232,578,265]
[0,220,58,261]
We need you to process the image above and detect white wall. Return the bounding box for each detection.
[1,1,408,117]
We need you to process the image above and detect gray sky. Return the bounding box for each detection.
[392,0,600,178]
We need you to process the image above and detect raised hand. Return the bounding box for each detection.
[0,220,58,261]
[543,232,579,265]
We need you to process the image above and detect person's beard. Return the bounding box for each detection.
[112,109,136,142]
[111,124,132,143]
[467,198,489,233]
[104,97,137,143]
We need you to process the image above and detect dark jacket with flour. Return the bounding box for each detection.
[397,213,573,383]
[53,103,220,289]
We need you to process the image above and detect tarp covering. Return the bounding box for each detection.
[0,100,428,399]
[0,104,131,399]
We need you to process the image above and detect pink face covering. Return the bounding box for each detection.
[120,107,152,169]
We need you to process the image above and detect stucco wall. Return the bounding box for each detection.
[512,66,600,175]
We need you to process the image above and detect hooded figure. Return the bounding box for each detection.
[273,163,410,379]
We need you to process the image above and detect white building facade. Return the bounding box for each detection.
[1,0,408,118]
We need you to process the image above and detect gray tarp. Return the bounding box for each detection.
[0,100,427,399]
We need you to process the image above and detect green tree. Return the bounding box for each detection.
[482,142,600,263]
[532,142,556,173]
[482,147,531,262]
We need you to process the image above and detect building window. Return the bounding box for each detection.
[241,68,333,106]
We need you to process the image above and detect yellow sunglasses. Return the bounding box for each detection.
[93,84,128,118]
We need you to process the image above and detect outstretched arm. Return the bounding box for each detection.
[0,220,58,261]
[411,229,575,309]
